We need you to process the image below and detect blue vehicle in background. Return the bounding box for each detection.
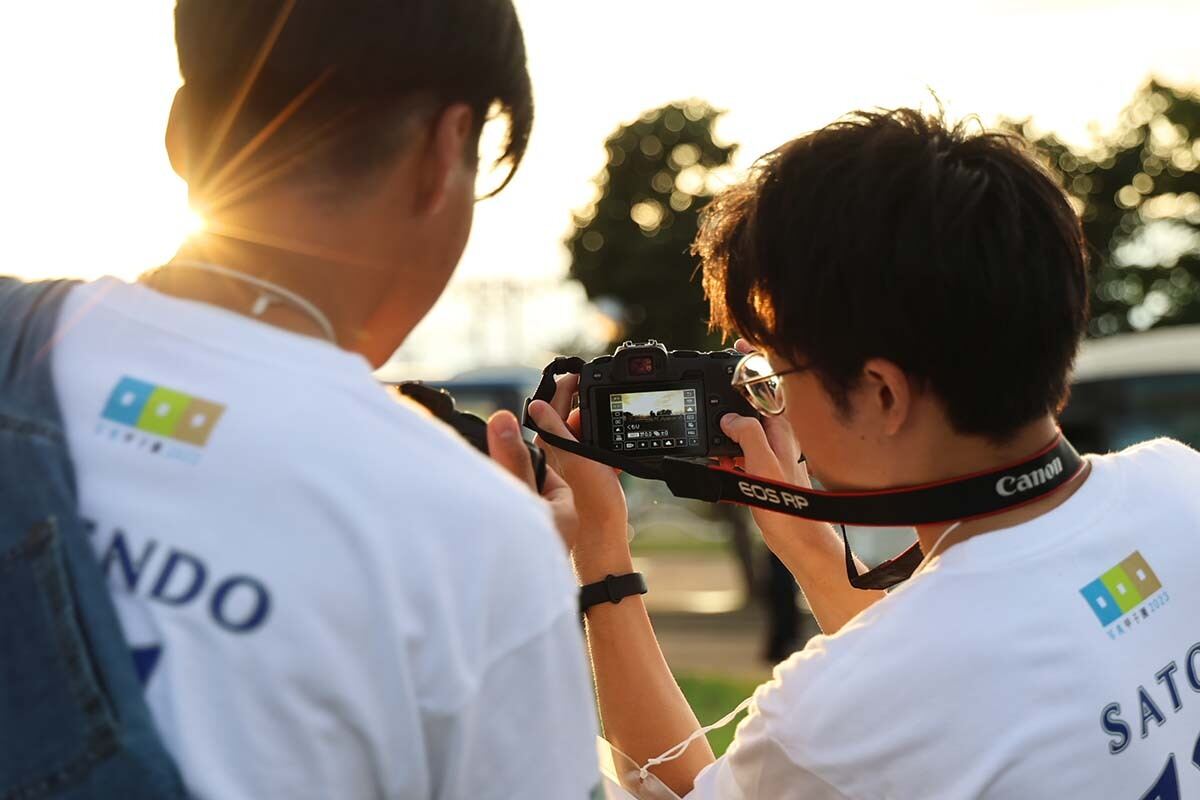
[422,366,544,421]
[1060,324,1200,453]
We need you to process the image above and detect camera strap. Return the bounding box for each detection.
[523,358,1087,589]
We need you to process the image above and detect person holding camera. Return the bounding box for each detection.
[1,1,600,797]
[526,109,1200,798]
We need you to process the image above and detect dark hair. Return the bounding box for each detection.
[697,108,1089,441]
[174,0,533,202]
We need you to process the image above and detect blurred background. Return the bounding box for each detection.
[3,0,1199,754]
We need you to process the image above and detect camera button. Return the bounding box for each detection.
[712,436,724,445]
[708,396,719,405]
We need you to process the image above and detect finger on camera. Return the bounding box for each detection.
[762,415,799,465]
[719,414,783,479]
[550,373,580,419]
[533,401,624,479]
[566,407,584,438]
[530,400,580,443]
[734,338,755,354]
[486,410,536,489]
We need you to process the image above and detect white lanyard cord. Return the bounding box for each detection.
[167,259,337,344]
[635,521,962,781]
[914,520,963,575]
[638,695,756,780]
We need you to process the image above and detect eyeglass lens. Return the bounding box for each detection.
[735,353,786,415]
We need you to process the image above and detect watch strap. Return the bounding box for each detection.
[579,573,647,614]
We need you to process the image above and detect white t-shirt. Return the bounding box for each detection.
[690,437,1200,799]
[51,278,600,800]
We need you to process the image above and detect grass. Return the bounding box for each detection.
[629,533,730,555]
[674,672,762,757]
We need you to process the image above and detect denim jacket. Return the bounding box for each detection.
[0,278,186,799]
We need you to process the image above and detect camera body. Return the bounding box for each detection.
[394,381,547,491]
[578,340,758,460]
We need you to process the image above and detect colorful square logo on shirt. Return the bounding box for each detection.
[1079,551,1165,630]
[100,376,226,449]
[1080,577,1123,626]
[136,386,193,437]
[172,397,225,445]
[101,377,157,426]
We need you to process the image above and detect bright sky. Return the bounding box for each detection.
[617,390,690,418]
[1,0,1198,371]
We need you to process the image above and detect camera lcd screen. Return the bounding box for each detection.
[607,387,700,452]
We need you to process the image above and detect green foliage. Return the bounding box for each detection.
[566,100,738,351]
[1010,80,1200,336]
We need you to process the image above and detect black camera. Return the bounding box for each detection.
[394,381,548,491]
[577,340,758,460]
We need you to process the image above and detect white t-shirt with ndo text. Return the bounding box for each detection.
[52,277,599,799]
[689,438,1200,800]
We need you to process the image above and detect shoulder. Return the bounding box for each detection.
[1106,436,1200,468]
[56,276,575,618]
[1095,437,1200,496]
[349,398,579,644]
[344,389,570,557]
[747,575,977,769]
[354,394,558,543]
[258,389,580,707]
[737,569,1050,797]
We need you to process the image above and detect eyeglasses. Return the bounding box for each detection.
[731,351,806,416]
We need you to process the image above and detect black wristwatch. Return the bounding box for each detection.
[579,573,647,614]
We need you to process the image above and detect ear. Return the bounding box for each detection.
[413,103,476,217]
[859,358,913,437]
[165,88,189,180]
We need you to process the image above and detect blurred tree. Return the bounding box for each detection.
[565,102,803,652]
[1009,80,1200,336]
[566,100,737,350]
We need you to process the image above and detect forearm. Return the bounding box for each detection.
[764,522,886,634]
[577,547,714,796]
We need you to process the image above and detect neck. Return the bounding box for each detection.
[912,416,1090,558]
[153,222,414,366]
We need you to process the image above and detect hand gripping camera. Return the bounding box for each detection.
[560,340,759,461]
[524,340,1086,591]
[395,381,548,491]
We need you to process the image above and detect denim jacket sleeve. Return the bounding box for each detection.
[0,278,187,799]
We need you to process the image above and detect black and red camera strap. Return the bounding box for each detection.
[523,358,1086,589]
